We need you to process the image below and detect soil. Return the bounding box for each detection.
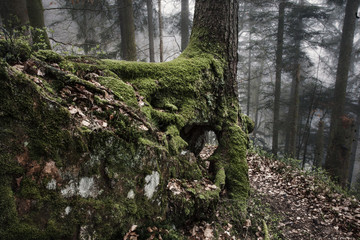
[248,152,360,240]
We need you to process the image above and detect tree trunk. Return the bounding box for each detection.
[272,0,285,155]
[180,0,190,52]
[286,64,300,158]
[118,0,136,61]
[285,1,303,157]
[187,0,251,206]
[301,86,318,168]
[350,98,360,186]
[0,0,29,32]
[325,0,360,187]
[26,0,51,49]
[158,0,164,62]
[146,0,155,62]
[246,26,252,117]
[314,120,324,168]
[253,61,264,138]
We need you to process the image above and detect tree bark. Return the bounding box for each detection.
[26,0,51,49]
[314,120,324,168]
[0,0,29,32]
[349,98,360,186]
[118,0,137,61]
[253,61,264,138]
[158,0,164,62]
[285,0,303,157]
[180,0,190,51]
[146,0,155,62]
[246,25,252,117]
[286,64,300,158]
[188,0,251,205]
[325,0,360,187]
[272,0,285,155]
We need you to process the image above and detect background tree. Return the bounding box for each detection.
[272,0,285,155]
[118,0,137,60]
[158,0,163,62]
[146,0,155,62]
[180,0,190,51]
[325,0,360,187]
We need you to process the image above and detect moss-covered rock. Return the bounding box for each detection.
[0,17,252,237]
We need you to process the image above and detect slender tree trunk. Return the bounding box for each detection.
[300,85,318,167]
[83,13,89,55]
[180,0,190,51]
[118,0,136,61]
[314,120,324,168]
[26,0,51,49]
[253,62,264,138]
[146,0,155,62]
[285,1,303,156]
[272,0,285,155]
[287,64,301,158]
[325,0,360,187]
[246,25,252,116]
[158,0,164,62]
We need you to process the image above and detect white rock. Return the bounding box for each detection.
[144,171,160,199]
[79,177,97,198]
[65,206,71,215]
[46,179,57,190]
[127,189,135,199]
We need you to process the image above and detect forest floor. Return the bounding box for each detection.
[188,146,360,240]
[247,152,360,240]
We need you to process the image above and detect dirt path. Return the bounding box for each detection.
[248,153,360,240]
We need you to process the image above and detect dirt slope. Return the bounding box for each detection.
[248,153,360,240]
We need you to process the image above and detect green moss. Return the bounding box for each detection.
[0,24,253,237]
[130,77,159,100]
[240,114,255,134]
[164,102,178,112]
[165,125,188,155]
[224,125,249,207]
[18,177,41,199]
[97,76,138,107]
[214,167,225,188]
[58,60,76,74]
[139,138,167,152]
[0,183,18,237]
[0,38,32,64]
[34,50,64,63]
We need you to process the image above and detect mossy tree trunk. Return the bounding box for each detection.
[26,0,51,50]
[187,0,252,205]
[0,0,29,32]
